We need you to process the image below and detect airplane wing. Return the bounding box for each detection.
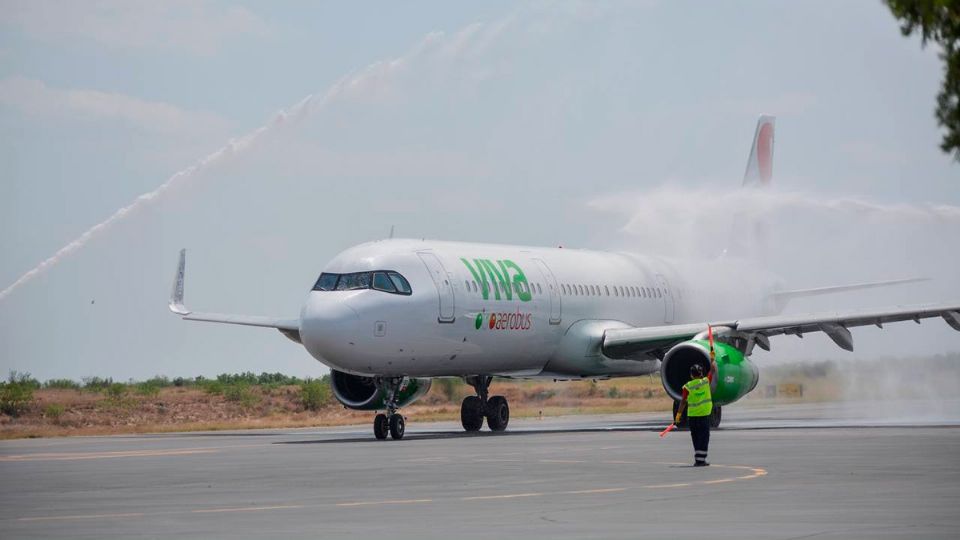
[169,249,301,343]
[603,303,960,358]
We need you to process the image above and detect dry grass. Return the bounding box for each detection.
[0,377,672,440]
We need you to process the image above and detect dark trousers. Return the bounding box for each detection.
[688,415,710,463]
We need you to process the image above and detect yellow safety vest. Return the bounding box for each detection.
[683,377,713,417]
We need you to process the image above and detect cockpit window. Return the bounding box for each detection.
[336,272,372,290]
[312,270,411,295]
[388,272,412,294]
[314,273,339,291]
[373,272,397,293]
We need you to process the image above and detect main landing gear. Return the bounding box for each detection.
[373,377,406,440]
[461,375,510,432]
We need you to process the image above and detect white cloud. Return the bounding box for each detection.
[0,0,268,55]
[0,75,229,135]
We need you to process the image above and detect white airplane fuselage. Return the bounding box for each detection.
[300,239,778,379]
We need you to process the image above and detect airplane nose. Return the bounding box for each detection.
[300,293,361,363]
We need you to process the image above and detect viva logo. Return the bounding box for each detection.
[460,258,532,302]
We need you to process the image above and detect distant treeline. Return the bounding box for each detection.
[1,371,333,417]
[11,371,327,392]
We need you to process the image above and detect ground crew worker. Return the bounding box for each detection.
[675,359,716,466]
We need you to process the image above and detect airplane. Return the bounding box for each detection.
[169,115,960,440]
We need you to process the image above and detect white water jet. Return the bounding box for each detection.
[0,18,517,302]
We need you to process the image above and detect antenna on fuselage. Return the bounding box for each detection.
[388,225,395,239]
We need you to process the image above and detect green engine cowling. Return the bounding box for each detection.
[330,370,432,411]
[660,340,759,406]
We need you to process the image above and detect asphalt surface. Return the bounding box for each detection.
[2,401,959,539]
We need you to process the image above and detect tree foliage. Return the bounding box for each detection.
[886,0,960,160]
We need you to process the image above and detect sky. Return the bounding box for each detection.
[1,1,958,382]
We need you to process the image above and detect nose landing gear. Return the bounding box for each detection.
[373,377,407,440]
[461,375,510,433]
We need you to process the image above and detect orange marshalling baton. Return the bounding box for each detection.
[659,424,677,438]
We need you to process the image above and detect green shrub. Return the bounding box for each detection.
[224,383,259,408]
[0,380,35,416]
[143,376,171,388]
[106,383,127,400]
[44,403,65,420]
[202,381,225,395]
[83,377,114,392]
[8,371,40,390]
[300,380,331,411]
[135,382,161,398]
[434,378,464,402]
[607,386,621,399]
[45,378,81,390]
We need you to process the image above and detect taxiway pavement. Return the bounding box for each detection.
[2,401,958,539]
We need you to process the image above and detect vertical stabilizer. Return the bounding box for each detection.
[743,115,775,186]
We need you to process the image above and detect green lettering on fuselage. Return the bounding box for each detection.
[460,257,531,302]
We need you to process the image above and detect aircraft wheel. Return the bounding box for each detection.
[461,396,484,431]
[672,400,688,429]
[486,396,509,432]
[389,414,405,440]
[374,413,389,440]
[710,406,722,429]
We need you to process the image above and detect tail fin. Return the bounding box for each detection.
[743,115,775,187]
[723,115,776,260]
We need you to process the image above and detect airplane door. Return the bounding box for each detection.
[533,258,562,325]
[656,274,674,324]
[417,252,456,323]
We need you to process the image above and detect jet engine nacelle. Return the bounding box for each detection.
[660,340,759,406]
[330,370,432,411]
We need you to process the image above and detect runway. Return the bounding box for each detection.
[2,402,959,539]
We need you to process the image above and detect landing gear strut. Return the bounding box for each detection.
[461,375,510,432]
[373,377,406,440]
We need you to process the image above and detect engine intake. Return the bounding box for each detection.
[331,370,431,411]
[661,340,759,406]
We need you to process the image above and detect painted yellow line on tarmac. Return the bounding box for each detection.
[462,492,543,501]
[19,512,146,522]
[560,487,629,495]
[0,448,220,462]
[10,462,769,523]
[703,478,738,484]
[336,499,433,507]
[192,505,305,514]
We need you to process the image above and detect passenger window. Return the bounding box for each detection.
[538,283,543,295]
[313,273,340,291]
[387,272,412,294]
[605,285,610,296]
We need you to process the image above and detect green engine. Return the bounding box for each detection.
[331,370,432,411]
[660,340,759,406]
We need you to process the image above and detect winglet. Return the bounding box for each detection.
[169,248,190,315]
